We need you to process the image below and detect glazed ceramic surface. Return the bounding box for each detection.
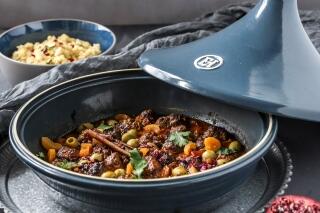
[0,19,116,85]
[139,0,320,122]
[9,69,277,211]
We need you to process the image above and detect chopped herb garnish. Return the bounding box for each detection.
[36,152,45,160]
[129,148,148,178]
[217,147,235,155]
[56,159,77,170]
[169,131,191,147]
[97,122,113,132]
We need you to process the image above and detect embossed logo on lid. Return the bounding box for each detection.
[194,55,223,70]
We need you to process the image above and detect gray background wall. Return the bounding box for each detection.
[0,0,319,28]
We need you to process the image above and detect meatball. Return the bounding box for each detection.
[145,156,162,173]
[170,125,187,133]
[104,152,123,170]
[156,114,187,128]
[155,116,170,128]
[117,118,135,134]
[162,141,181,155]
[92,144,112,159]
[168,114,188,127]
[57,146,79,161]
[80,162,104,176]
[135,109,155,126]
[158,152,174,166]
[139,132,166,148]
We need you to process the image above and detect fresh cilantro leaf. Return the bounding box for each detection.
[56,160,77,170]
[97,122,113,132]
[169,131,191,147]
[36,152,45,160]
[129,148,148,178]
[217,147,235,155]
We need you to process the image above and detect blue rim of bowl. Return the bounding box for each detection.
[9,68,278,186]
[0,18,116,67]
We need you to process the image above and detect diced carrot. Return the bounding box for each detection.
[143,124,160,134]
[184,142,197,155]
[204,137,221,151]
[126,163,133,175]
[79,143,93,157]
[139,147,149,156]
[41,137,62,151]
[47,149,56,163]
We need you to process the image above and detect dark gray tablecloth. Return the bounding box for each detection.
[1,2,320,140]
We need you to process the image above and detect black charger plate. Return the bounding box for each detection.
[0,140,292,213]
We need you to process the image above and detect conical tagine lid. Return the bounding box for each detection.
[138,0,320,122]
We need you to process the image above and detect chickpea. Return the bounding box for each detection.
[114,169,126,177]
[172,166,187,176]
[121,129,137,142]
[217,158,229,166]
[229,141,242,151]
[202,150,216,163]
[101,171,115,178]
[189,166,198,174]
[127,139,139,148]
[90,153,103,161]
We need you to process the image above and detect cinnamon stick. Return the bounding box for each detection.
[86,129,130,156]
[100,134,133,149]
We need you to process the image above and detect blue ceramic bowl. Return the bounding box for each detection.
[9,69,277,212]
[0,19,116,85]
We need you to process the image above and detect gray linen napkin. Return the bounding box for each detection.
[1,3,320,140]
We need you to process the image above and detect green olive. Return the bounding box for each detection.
[202,150,216,163]
[114,169,126,177]
[101,171,115,178]
[90,153,103,161]
[121,129,137,142]
[65,137,79,148]
[172,166,187,176]
[217,158,229,166]
[127,139,139,148]
[229,141,242,151]
[107,119,118,126]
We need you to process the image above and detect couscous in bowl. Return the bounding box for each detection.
[0,19,116,85]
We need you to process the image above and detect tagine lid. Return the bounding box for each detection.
[138,0,320,122]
